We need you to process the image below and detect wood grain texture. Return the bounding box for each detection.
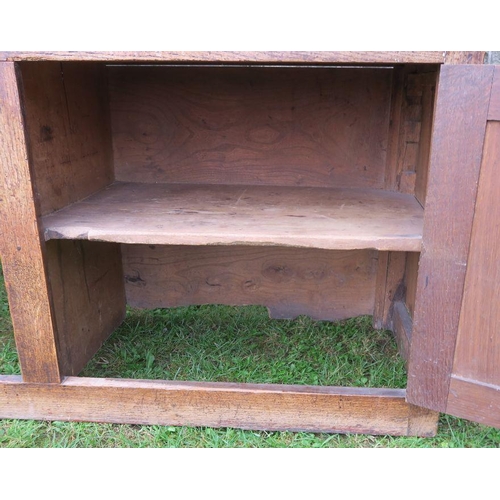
[406,65,495,412]
[0,62,61,383]
[488,66,500,120]
[0,375,439,436]
[404,252,420,318]
[123,245,377,320]
[373,252,406,329]
[452,123,500,387]
[392,301,412,363]
[18,62,114,215]
[384,66,437,199]
[444,51,486,64]
[447,377,500,429]
[42,182,424,251]
[109,66,392,189]
[46,240,126,376]
[0,51,450,64]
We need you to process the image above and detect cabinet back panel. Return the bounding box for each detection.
[109,66,392,188]
[122,245,378,321]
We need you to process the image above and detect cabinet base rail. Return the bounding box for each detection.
[0,376,438,436]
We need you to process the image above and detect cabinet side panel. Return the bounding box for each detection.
[451,122,500,387]
[18,61,114,215]
[407,65,494,412]
[122,245,377,321]
[0,62,61,383]
[110,67,392,189]
[46,241,126,376]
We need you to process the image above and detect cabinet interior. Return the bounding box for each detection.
[17,61,439,375]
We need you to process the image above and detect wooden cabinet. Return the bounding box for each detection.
[0,51,498,435]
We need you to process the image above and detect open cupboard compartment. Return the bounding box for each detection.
[2,53,498,435]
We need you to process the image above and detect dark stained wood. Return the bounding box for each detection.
[372,252,406,329]
[0,62,61,383]
[46,240,126,376]
[447,377,500,429]
[0,51,451,64]
[392,301,412,363]
[18,62,114,215]
[42,182,424,252]
[414,71,437,205]
[384,66,437,202]
[487,66,500,120]
[404,252,420,318]
[0,375,439,436]
[451,123,500,388]
[406,65,495,412]
[122,245,377,321]
[444,51,486,65]
[109,66,392,190]
[373,251,389,328]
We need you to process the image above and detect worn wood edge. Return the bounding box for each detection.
[447,377,500,429]
[0,51,449,64]
[444,51,486,65]
[407,64,495,412]
[0,62,62,383]
[392,301,412,363]
[0,376,437,435]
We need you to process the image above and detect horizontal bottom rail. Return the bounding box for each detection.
[0,376,438,436]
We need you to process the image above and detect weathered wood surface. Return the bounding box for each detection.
[487,66,500,120]
[373,252,406,329]
[19,62,114,215]
[404,252,420,318]
[447,122,500,420]
[123,245,377,320]
[110,66,392,189]
[447,377,500,429]
[46,241,126,376]
[0,375,439,436]
[444,51,485,65]
[42,182,424,251]
[392,301,412,363]
[0,62,62,383]
[407,65,495,412]
[0,51,456,64]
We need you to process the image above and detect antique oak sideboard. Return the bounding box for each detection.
[0,51,498,435]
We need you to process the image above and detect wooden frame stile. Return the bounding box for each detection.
[1,51,495,436]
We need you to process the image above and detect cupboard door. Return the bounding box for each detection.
[407,65,500,428]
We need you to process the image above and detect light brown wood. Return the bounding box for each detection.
[444,51,486,65]
[0,375,439,436]
[447,377,500,428]
[452,123,500,386]
[392,301,412,363]
[0,51,452,64]
[110,66,392,190]
[46,241,126,376]
[0,62,61,383]
[488,66,500,120]
[42,182,424,251]
[18,62,114,215]
[123,245,377,320]
[407,65,495,412]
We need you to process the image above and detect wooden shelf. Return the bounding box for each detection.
[42,182,423,251]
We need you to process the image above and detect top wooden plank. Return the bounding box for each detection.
[0,51,485,64]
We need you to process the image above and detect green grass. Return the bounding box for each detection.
[0,264,499,448]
